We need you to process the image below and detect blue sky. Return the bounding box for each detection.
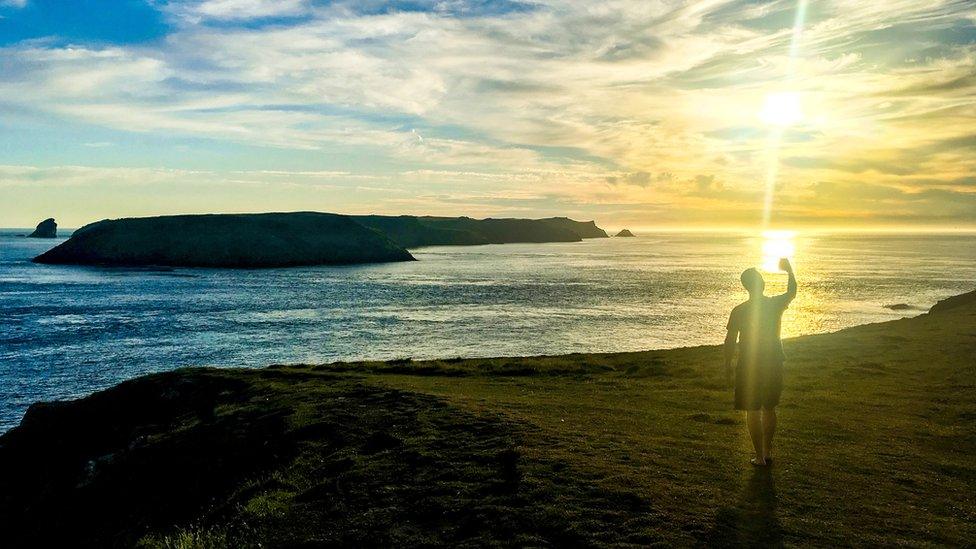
[1,0,975,228]
[0,0,169,45]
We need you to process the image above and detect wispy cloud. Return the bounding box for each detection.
[169,0,310,21]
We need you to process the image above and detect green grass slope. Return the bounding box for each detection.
[1,290,973,546]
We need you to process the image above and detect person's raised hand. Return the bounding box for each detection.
[778,257,793,273]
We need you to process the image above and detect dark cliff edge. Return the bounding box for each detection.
[0,369,647,547]
[27,218,57,238]
[929,289,976,314]
[33,212,415,268]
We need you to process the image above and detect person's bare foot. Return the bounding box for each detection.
[750,457,767,466]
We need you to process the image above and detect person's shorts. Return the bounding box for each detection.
[734,360,783,410]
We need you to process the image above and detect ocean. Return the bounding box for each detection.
[2,229,974,431]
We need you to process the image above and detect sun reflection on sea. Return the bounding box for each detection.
[754,229,829,339]
[760,230,796,273]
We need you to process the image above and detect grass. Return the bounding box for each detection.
[1,292,974,546]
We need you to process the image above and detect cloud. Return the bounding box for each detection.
[607,171,653,187]
[1,0,975,227]
[1,0,27,8]
[693,174,721,193]
[805,180,976,222]
[0,162,630,227]
[168,0,310,21]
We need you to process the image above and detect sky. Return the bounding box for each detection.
[1,0,974,230]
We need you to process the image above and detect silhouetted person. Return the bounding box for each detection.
[724,258,796,466]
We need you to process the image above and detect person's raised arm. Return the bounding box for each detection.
[779,257,797,303]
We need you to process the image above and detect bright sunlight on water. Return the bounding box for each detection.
[760,231,797,273]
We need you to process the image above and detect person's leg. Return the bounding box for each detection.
[747,410,764,464]
[762,406,776,461]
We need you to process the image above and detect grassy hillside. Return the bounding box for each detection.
[1,291,973,546]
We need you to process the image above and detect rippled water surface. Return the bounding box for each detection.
[2,229,974,431]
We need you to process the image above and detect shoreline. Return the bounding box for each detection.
[0,293,940,434]
[0,290,962,434]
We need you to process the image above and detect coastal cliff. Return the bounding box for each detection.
[350,215,488,247]
[537,217,609,239]
[33,212,414,268]
[351,215,608,248]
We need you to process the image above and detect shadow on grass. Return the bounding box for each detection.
[700,466,783,547]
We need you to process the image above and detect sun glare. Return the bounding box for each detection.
[759,92,804,127]
[760,230,796,272]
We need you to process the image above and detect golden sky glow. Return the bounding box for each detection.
[1,0,974,229]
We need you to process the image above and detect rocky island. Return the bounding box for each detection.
[615,229,635,237]
[32,212,609,268]
[27,218,57,238]
[32,213,415,268]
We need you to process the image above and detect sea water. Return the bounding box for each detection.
[2,229,974,431]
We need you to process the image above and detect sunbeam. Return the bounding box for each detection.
[760,0,810,231]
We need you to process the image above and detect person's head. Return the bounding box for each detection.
[740,267,765,296]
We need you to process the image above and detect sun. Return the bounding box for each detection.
[759,92,804,127]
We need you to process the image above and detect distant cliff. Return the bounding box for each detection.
[352,215,608,248]
[33,213,414,268]
[538,217,608,239]
[351,215,487,248]
[27,218,57,238]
